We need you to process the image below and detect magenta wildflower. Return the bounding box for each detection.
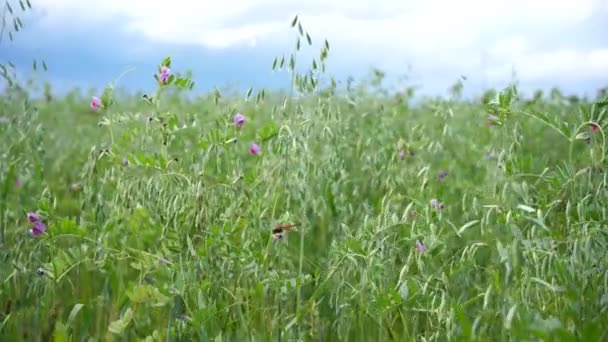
[27,212,40,223]
[90,96,101,110]
[234,112,245,128]
[27,212,46,237]
[14,178,21,188]
[590,123,601,132]
[160,66,171,84]
[30,221,47,237]
[415,240,427,253]
[249,143,260,155]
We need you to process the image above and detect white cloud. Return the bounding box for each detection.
[27,0,608,93]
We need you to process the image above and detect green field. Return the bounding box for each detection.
[2,19,608,341]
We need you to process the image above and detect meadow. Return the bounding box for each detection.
[2,16,608,341]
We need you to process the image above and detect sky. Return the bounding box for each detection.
[1,0,608,98]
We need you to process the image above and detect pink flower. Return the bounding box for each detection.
[591,123,601,132]
[14,178,21,188]
[90,96,101,110]
[27,212,41,223]
[249,143,260,155]
[234,112,245,128]
[27,212,47,237]
[160,66,171,84]
[415,240,427,253]
[30,221,47,237]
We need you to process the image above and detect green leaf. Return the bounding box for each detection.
[189,81,195,90]
[67,304,85,326]
[101,85,114,109]
[161,56,171,68]
[306,32,312,45]
[517,204,535,213]
[296,38,301,51]
[312,59,317,70]
[42,61,48,71]
[259,121,279,142]
[53,322,69,342]
[297,22,303,36]
[108,308,134,335]
[32,60,37,71]
[272,57,277,70]
[457,220,479,235]
[279,55,285,69]
[291,15,298,27]
[166,74,175,85]
[246,87,253,100]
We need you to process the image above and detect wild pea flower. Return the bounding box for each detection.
[160,66,171,84]
[415,240,427,253]
[249,143,260,155]
[430,198,445,210]
[234,112,245,128]
[27,212,47,237]
[90,96,101,110]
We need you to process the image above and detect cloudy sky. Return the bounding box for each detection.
[2,0,608,97]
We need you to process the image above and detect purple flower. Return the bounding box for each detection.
[27,212,41,223]
[234,112,245,128]
[415,240,427,253]
[249,143,260,155]
[27,212,47,237]
[398,150,405,159]
[90,96,101,110]
[29,221,47,237]
[430,198,445,210]
[160,66,171,84]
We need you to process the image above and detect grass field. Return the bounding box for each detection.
[2,20,608,341]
